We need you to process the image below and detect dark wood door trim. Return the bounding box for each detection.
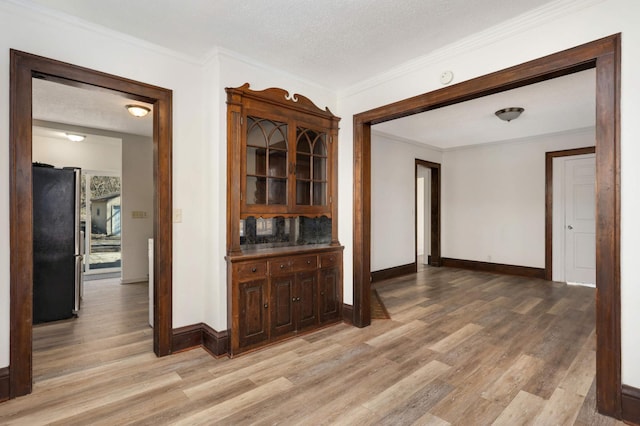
[414,159,441,268]
[544,146,596,281]
[9,50,173,398]
[353,34,621,417]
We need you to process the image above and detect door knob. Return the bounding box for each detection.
[567,225,574,230]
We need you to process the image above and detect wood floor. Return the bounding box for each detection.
[0,268,625,425]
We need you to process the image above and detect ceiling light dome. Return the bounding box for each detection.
[126,104,151,117]
[495,107,524,122]
[65,133,85,142]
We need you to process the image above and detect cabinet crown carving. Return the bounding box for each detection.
[226,83,338,119]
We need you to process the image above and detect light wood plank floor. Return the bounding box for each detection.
[0,268,625,425]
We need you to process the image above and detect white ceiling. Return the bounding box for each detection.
[25,0,594,146]
[33,78,153,137]
[25,0,555,90]
[373,69,596,150]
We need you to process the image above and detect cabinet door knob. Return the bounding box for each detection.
[280,264,285,269]
[297,297,301,302]
[320,291,325,296]
[264,303,268,309]
[251,267,257,272]
[307,260,311,264]
[292,297,296,302]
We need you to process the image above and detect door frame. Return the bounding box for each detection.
[353,35,621,416]
[414,159,441,267]
[9,50,174,398]
[545,146,596,281]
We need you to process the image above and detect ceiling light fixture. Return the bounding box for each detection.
[126,104,151,117]
[495,107,524,122]
[66,133,86,142]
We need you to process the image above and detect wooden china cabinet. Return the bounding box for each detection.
[225,84,343,356]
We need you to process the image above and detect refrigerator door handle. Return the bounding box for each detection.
[74,254,82,313]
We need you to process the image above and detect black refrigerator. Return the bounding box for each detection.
[33,164,82,324]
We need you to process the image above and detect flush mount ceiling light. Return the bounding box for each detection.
[65,133,86,142]
[126,104,151,118]
[495,107,524,122]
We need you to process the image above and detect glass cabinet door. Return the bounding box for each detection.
[246,117,288,206]
[296,128,328,206]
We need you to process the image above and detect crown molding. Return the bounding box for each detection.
[372,130,444,152]
[205,46,334,96]
[373,126,595,153]
[442,126,596,152]
[338,0,606,99]
[2,0,204,66]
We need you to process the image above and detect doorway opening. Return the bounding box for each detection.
[83,171,123,276]
[352,35,620,416]
[9,50,174,398]
[545,147,596,285]
[415,159,441,269]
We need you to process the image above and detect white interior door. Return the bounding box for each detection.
[564,155,596,285]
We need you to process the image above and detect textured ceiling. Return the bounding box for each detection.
[373,69,595,150]
[33,78,153,137]
[24,0,555,89]
[25,0,593,147]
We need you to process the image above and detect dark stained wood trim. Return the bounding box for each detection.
[441,258,546,279]
[414,159,442,268]
[0,367,9,403]
[202,323,230,357]
[352,34,621,417]
[9,50,173,399]
[342,304,354,325]
[171,324,204,353]
[544,146,596,281]
[622,385,640,425]
[171,324,230,357]
[353,117,372,328]
[371,263,417,283]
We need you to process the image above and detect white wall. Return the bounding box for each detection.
[370,131,442,271]
[120,134,153,283]
[442,129,594,267]
[32,128,122,173]
[337,0,640,386]
[201,50,337,330]
[3,0,640,390]
[0,1,208,368]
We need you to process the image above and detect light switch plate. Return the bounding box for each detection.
[173,208,182,223]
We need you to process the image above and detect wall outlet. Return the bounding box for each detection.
[173,208,182,223]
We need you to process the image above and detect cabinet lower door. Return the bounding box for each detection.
[238,279,269,348]
[270,274,295,338]
[296,271,318,330]
[319,267,341,323]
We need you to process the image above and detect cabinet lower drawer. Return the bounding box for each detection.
[236,261,267,279]
[320,253,340,269]
[291,255,317,272]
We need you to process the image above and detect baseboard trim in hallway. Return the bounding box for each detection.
[172,323,229,357]
[371,263,417,282]
[441,257,546,279]
[622,384,640,424]
[0,367,9,402]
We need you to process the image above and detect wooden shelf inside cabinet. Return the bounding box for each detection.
[226,84,341,256]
